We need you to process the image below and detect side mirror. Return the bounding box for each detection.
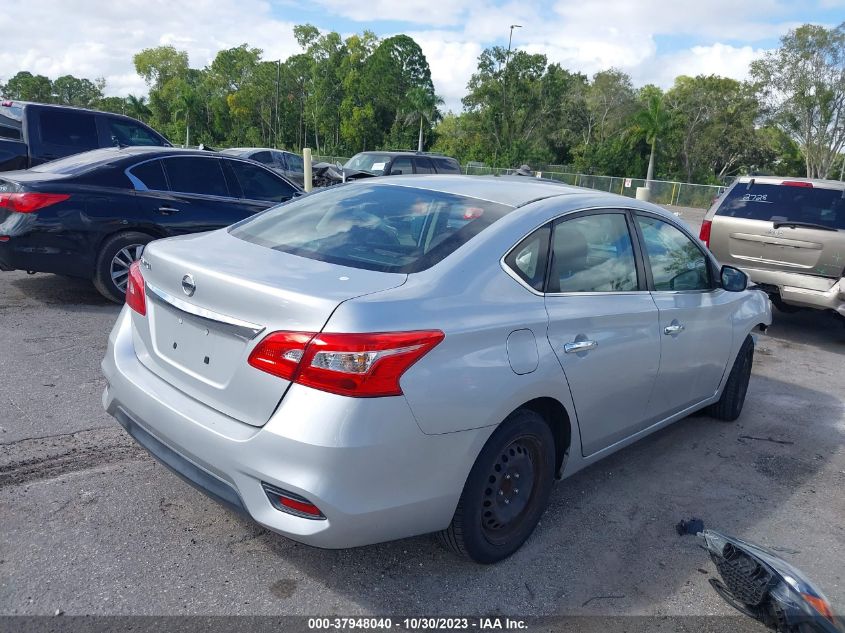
[720,265,748,292]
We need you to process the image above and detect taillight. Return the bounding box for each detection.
[249,330,444,397]
[125,261,146,316]
[0,192,70,213]
[782,180,813,188]
[699,219,712,248]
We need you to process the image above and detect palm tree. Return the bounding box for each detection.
[173,87,199,147]
[125,94,151,122]
[629,92,669,187]
[403,87,443,152]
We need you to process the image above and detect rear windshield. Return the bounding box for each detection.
[229,183,513,273]
[29,147,124,174]
[344,153,392,175]
[716,182,845,230]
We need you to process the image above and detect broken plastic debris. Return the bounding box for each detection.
[676,517,705,536]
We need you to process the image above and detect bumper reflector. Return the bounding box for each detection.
[262,482,325,520]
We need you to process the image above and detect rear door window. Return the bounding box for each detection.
[548,213,639,293]
[228,159,297,202]
[716,182,845,230]
[161,157,229,197]
[229,183,514,273]
[389,157,413,175]
[38,109,98,149]
[413,157,435,174]
[128,160,168,191]
[432,157,461,174]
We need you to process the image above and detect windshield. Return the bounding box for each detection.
[229,183,513,273]
[716,182,845,230]
[344,153,392,175]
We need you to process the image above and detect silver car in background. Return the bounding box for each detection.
[101,176,771,563]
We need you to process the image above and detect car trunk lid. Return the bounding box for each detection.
[131,229,407,427]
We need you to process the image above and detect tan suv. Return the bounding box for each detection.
[701,176,845,318]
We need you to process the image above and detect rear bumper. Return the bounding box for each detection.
[744,268,845,316]
[101,307,489,549]
[0,236,92,277]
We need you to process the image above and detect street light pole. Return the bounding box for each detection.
[507,24,522,61]
[274,59,281,148]
[500,24,522,168]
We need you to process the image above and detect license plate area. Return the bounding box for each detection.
[151,302,246,386]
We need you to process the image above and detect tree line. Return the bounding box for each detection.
[2,21,843,184]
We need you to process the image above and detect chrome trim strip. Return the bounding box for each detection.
[145,282,265,340]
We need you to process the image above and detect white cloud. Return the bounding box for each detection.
[0,0,300,97]
[0,0,794,113]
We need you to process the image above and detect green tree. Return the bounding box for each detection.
[1,71,53,102]
[751,22,845,179]
[402,86,443,151]
[52,75,104,107]
[125,94,151,121]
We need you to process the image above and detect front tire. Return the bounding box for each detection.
[708,336,754,422]
[93,231,153,303]
[439,409,555,563]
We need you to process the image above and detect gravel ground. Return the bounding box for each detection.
[1,205,843,623]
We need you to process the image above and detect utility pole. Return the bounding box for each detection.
[507,24,521,60]
[275,59,281,149]
[501,24,521,167]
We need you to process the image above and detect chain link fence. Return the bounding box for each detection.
[311,156,726,209]
[463,165,728,209]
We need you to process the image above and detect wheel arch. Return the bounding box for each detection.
[514,396,572,478]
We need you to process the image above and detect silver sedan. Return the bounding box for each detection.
[101,175,771,563]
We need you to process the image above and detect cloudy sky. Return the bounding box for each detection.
[1,0,843,111]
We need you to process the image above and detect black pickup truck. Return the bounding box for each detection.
[0,100,170,171]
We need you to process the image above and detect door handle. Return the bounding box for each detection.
[664,323,685,335]
[564,340,598,354]
[157,206,180,215]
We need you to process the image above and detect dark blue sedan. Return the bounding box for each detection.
[0,147,301,301]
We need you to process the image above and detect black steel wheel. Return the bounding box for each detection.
[439,408,555,563]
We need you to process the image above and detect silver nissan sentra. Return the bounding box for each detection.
[101,175,771,563]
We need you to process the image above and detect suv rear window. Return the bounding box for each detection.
[229,183,513,273]
[716,182,845,230]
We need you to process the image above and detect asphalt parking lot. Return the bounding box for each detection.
[1,206,844,621]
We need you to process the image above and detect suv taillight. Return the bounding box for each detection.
[0,192,70,213]
[248,330,444,397]
[699,219,712,248]
[125,261,146,316]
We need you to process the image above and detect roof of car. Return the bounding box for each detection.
[223,147,295,154]
[356,174,608,207]
[352,151,458,160]
[734,175,845,190]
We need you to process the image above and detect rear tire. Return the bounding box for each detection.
[438,409,555,563]
[93,231,153,303]
[707,336,754,422]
